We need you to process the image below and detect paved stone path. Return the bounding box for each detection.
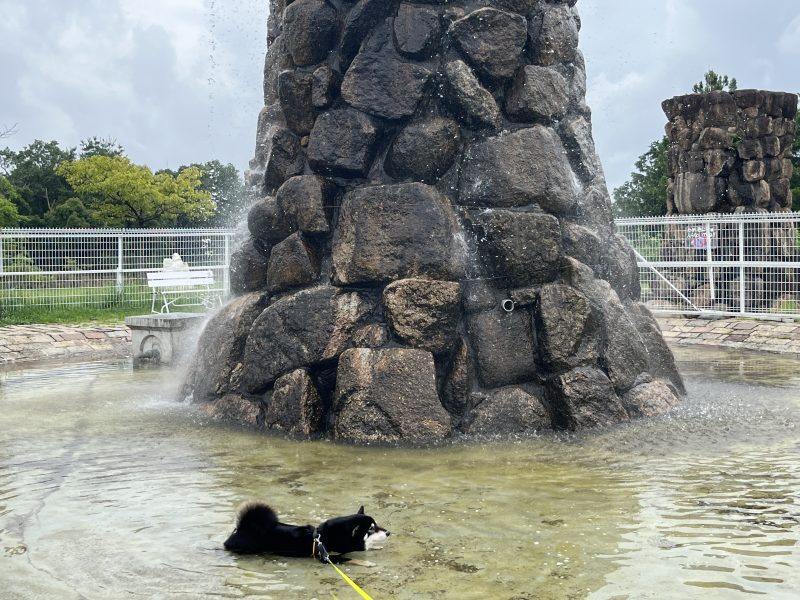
[0,324,131,365]
[657,316,800,356]
[1,316,799,367]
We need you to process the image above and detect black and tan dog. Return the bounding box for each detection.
[224,502,390,563]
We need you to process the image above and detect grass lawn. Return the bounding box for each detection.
[0,304,155,326]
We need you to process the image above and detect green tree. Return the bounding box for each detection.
[79,136,125,159]
[56,155,214,227]
[693,70,737,94]
[42,198,101,228]
[0,140,76,218]
[173,160,250,226]
[612,138,670,217]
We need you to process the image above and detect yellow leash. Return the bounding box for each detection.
[328,561,374,600]
[313,534,375,600]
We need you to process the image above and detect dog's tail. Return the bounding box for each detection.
[224,502,278,551]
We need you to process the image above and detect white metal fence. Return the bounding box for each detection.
[616,212,800,319]
[0,228,236,314]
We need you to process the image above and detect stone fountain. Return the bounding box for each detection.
[184,0,684,443]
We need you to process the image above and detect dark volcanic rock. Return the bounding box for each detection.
[200,394,263,428]
[311,65,341,109]
[622,380,680,419]
[529,3,579,66]
[444,60,502,129]
[536,283,599,371]
[307,108,380,177]
[263,127,305,193]
[441,338,470,418]
[506,65,569,122]
[469,209,563,287]
[265,368,325,436]
[283,0,339,67]
[276,175,333,235]
[240,286,374,392]
[185,292,268,402]
[385,117,461,182]
[459,126,578,213]
[248,196,294,244]
[462,387,551,435]
[546,367,629,431]
[230,238,270,295]
[394,4,442,59]
[467,308,538,389]
[601,234,641,302]
[331,183,466,285]
[340,0,395,68]
[278,70,315,136]
[383,278,461,354]
[266,232,320,293]
[601,291,649,393]
[629,303,686,394]
[334,348,451,443]
[450,8,527,81]
[341,41,433,121]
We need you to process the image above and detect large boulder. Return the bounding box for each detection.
[459,126,578,213]
[505,65,569,122]
[276,175,333,235]
[240,286,375,392]
[184,292,269,402]
[546,367,629,431]
[331,183,466,285]
[334,348,451,443]
[341,25,433,121]
[393,3,442,59]
[600,291,649,393]
[263,127,305,193]
[385,117,461,183]
[307,108,380,178]
[462,387,551,435]
[383,278,461,354]
[468,209,563,287]
[450,8,527,81]
[535,283,600,371]
[229,238,270,295]
[283,0,339,67]
[529,3,579,66]
[278,70,315,136]
[467,308,538,389]
[248,196,295,244]
[265,369,325,436]
[266,232,320,293]
[622,380,681,419]
[444,60,503,129]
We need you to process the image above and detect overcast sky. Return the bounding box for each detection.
[1,0,799,193]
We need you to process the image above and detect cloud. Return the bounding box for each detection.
[778,14,800,55]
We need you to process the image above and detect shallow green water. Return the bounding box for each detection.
[1,347,799,599]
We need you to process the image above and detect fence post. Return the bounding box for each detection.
[116,234,124,297]
[738,220,745,314]
[222,232,231,298]
[0,232,4,274]
[705,221,715,303]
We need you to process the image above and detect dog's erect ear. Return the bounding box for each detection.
[358,506,364,515]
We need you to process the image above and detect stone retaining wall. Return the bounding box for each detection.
[0,324,131,366]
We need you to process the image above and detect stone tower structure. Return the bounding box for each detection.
[663,90,797,215]
[658,90,798,312]
[184,0,684,443]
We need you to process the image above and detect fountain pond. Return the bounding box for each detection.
[1,346,798,599]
